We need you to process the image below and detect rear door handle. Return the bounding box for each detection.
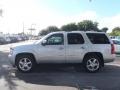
[59,47,64,50]
[81,46,85,49]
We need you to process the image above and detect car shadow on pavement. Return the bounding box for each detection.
[12,63,120,90]
[0,51,17,90]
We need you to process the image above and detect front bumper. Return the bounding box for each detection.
[8,54,16,67]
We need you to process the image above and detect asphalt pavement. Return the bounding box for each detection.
[0,42,120,90]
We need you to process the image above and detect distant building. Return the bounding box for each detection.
[110,36,120,40]
[0,32,4,37]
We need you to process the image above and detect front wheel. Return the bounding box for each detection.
[83,55,102,73]
[16,55,36,73]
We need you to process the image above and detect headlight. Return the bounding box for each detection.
[10,48,14,55]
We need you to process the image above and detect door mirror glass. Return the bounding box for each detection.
[41,40,47,46]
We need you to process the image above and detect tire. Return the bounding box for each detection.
[83,55,102,73]
[16,55,36,73]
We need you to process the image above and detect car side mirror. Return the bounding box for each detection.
[41,40,47,46]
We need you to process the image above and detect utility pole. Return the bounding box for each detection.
[29,28,35,36]
[28,24,36,36]
[23,22,24,35]
[0,9,3,17]
[0,8,3,34]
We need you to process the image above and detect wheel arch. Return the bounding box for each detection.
[15,52,37,65]
[83,52,104,66]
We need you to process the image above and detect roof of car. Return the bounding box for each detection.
[50,31,106,34]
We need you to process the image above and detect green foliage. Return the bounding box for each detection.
[38,20,105,36]
[38,29,48,36]
[38,26,60,36]
[47,26,60,32]
[61,23,78,31]
[77,20,99,31]
[101,27,108,33]
[110,27,120,36]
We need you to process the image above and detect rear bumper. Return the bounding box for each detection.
[104,59,114,63]
[104,54,115,63]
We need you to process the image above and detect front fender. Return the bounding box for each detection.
[14,47,39,64]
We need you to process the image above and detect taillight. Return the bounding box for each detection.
[111,44,115,54]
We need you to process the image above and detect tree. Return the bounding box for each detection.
[38,29,48,36]
[61,23,78,31]
[39,26,60,36]
[110,27,120,36]
[101,27,108,33]
[47,26,60,32]
[77,20,99,31]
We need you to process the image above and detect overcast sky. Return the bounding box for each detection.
[0,0,120,34]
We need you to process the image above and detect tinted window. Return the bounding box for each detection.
[46,33,64,45]
[67,33,84,44]
[86,33,110,44]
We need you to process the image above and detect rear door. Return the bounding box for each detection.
[66,33,85,63]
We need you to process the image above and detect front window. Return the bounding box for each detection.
[46,33,64,45]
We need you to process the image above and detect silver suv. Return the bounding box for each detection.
[8,31,115,73]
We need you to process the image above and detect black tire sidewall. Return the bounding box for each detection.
[83,55,102,73]
[16,55,36,73]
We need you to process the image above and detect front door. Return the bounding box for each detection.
[38,33,65,63]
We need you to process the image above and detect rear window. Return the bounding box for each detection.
[86,33,110,44]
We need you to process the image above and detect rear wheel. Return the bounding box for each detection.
[83,55,102,73]
[16,55,36,73]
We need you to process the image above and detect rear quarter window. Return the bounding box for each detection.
[86,33,110,44]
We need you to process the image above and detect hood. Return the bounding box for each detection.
[10,40,38,49]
